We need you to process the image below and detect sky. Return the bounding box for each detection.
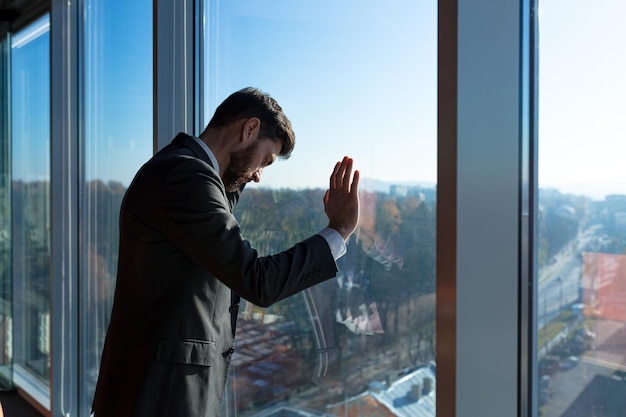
[537,0,626,199]
[211,0,626,199]
[10,0,625,200]
[204,0,438,191]
[10,16,50,182]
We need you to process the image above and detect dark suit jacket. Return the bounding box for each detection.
[92,133,338,417]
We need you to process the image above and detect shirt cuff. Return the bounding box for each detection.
[317,227,347,260]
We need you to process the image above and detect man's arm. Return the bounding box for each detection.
[155,156,359,306]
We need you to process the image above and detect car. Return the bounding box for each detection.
[560,356,580,371]
[539,357,560,376]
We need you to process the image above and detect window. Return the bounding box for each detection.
[0,21,12,389]
[536,0,626,415]
[10,14,51,403]
[203,1,437,415]
[80,0,152,414]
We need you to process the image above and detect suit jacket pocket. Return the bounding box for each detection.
[155,338,216,367]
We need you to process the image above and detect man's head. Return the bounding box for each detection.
[207,87,295,157]
[202,87,295,191]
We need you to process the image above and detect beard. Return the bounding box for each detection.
[222,141,259,192]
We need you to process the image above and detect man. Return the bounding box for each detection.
[92,87,360,416]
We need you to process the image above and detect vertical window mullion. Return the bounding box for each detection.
[154,0,196,151]
[439,0,531,416]
[50,0,80,415]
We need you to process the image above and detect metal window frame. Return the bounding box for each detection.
[437,1,537,417]
[50,0,80,416]
[154,0,198,151]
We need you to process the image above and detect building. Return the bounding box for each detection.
[327,362,436,417]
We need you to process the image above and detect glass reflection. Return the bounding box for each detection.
[81,0,152,414]
[0,23,12,388]
[537,0,626,415]
[10,15,51,385]
[203,1,437,415]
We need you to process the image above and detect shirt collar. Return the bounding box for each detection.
[192,135,220,173]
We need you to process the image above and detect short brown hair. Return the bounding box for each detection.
[206,87,295,158]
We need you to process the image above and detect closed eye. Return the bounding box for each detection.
[264,156,277,167]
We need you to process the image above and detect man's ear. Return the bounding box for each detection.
[241,117,261,143]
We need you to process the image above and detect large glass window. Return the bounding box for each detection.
[10,14,51,399]
[203,1,437,415]
[81,0,152,414]
[536,0,626,415]
[0,23,12,389]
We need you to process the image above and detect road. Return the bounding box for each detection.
[537,225,600,328]
[540,319,626,417]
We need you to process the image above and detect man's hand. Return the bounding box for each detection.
[324,156,360,241]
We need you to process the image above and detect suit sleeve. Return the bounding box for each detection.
[155,157,338,307]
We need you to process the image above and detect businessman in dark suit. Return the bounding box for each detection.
[92,87,360,417]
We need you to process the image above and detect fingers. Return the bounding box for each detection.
[330,161,341,190]
[325,157,360,241]
[330,156,356,192]
[342,158,353,191]
[351,169,360,195]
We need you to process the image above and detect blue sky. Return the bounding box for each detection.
[204,0,438,191]
[10,15,51,182]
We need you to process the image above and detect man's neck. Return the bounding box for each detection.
[191,135,220,173]
[199,128,232,177]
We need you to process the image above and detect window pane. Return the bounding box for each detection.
[203,2,437,415]
[537,0,626,415]
[0,23,12,388]
[81,0,152,414]
[10,15,51,389]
